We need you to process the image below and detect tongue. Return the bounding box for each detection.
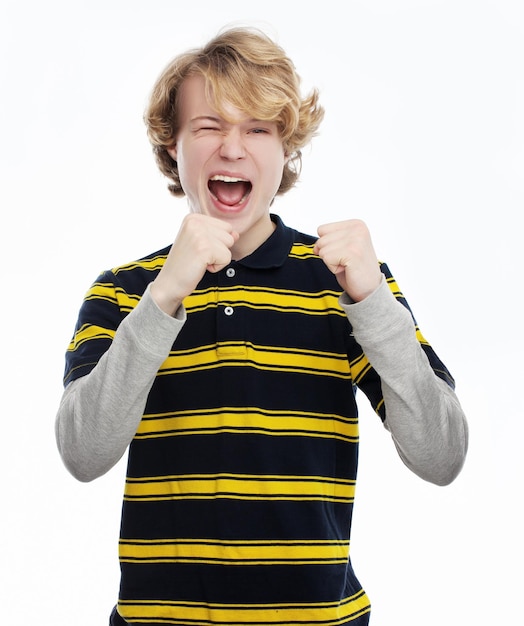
[209,180,250,206]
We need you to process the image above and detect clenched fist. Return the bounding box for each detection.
[151,213,239,315]
[314,219,382,302]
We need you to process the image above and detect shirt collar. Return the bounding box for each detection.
[236,214,294,270]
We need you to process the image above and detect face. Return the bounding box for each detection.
[168,74,288,258]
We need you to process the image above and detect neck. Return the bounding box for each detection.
[231,216,276,260]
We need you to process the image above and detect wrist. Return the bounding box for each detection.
[150,279,183,317]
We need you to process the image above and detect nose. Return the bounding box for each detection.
[219,128,246,160]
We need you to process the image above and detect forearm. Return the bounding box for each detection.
[341,278,468,486]
[55,285,186,482]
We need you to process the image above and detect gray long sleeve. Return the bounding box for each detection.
[55,285,186,482]
[56,278,468,485]
[340,277,468,485]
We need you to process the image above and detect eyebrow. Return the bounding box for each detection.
[190,115,268,125]
[191,115,221,123]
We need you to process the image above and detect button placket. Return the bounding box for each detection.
[216,264,246,356]
[222,265,237,317]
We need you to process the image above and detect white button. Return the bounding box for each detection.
[224,306,234,316]
[226,268,236,278]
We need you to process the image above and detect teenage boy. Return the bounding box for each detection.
[56,27,468,626]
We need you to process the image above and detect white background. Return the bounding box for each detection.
[1,0,522,624]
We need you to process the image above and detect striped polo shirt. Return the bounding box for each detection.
[64,214,452,626]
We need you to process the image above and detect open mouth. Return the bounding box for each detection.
[208,175,252,207]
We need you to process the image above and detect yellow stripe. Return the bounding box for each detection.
[288,242,318,259]
[348,352,372,384]
[67,323,115,351]
[84,282,140,312]
[123,473,355,503]
[184,286,344,316]
[112,255,167,274]
[118,590,371,625]
[159,342,351,379]
[83,281,117,304]
[119,538,349,565]
[386,275,402,296]
[415,327,429,345]
[136,408,358,442]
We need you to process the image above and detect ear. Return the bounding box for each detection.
[167,145,177,161]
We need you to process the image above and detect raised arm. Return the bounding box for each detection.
[56,213,239,481]
[341,279,468,485]
[315,219,468,485]
[55,286,185,481]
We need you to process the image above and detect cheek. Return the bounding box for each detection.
[179,140,218,174]
[268,150,287,189]
[178,152,213,200]
[176,147,199,186]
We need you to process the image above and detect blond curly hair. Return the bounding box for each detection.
[145,27,324,197]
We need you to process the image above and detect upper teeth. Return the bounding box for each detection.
[210,175,247,183]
